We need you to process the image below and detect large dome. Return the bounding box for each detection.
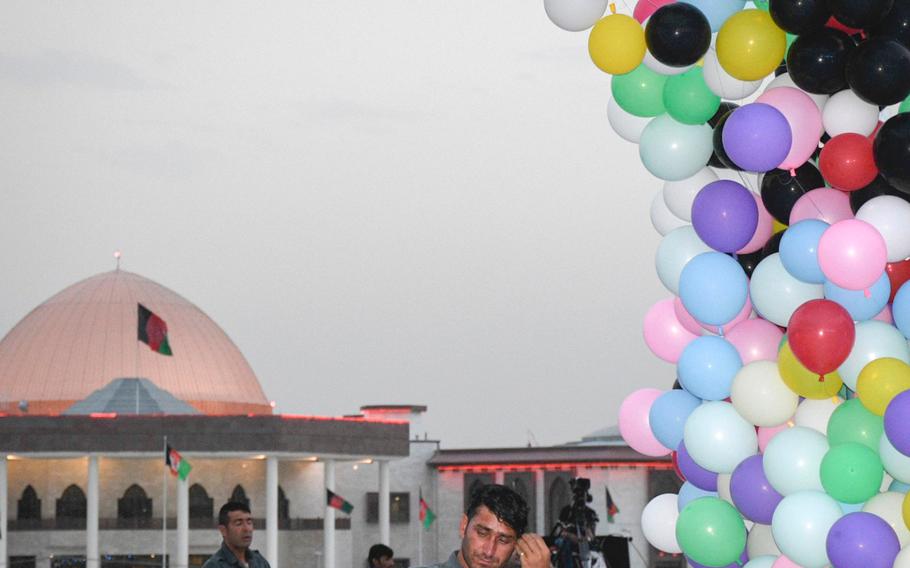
[0,270,271,415]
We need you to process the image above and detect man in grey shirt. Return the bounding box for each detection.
[421,484,550,568]
[202,501,271,568]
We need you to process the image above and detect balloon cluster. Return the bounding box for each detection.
[544,0,910,566]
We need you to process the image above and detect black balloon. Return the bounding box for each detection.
[761,162,827,224]
[849,175,910,213]
[770,0,831,34]
[735,249,766,278]
[708,103,740,169]
[846,37,910,105]
[762,230,786,257]
[645,3,711,67]
[812,132,832,162]
[774,60,788,76]
[711,108,744,172]
[869,1,910,49]
[874,113,910,193]
[827,0,893,29]
[786,28,856,94]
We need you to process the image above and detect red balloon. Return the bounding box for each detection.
[887,260,910,303]
[819,133,879,191]
[787,299,856,378]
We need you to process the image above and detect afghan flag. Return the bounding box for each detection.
[419,488,436,530]
[165,444,191,481]
[327,489,354,514]
[606,486,619,522]
[138,304,173,356]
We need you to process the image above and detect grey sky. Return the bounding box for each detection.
[0,1,670,448]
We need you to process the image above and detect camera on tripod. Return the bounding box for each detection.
[548,478,600,568]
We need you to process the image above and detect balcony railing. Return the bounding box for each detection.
[8,517,351,531]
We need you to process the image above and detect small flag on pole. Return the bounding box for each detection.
[327,489,354,514]
[138,304,173,356]
[165,444,192,481]
[419,488,436,530]
[606,486,619,522]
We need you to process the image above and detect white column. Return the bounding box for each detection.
[87,455,100,568]
[323,459,336,568]
[535,471,545,534]
[494,471,505,485]
[266,456,279,567]
[378,460,390,546]
[177,475,189,568]
[0,456,7,568]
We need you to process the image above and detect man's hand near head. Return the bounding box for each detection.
[515,534,550,568]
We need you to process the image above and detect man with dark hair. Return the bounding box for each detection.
[422,484,549,568]
[202,501,271,568]
[369,544,395,568]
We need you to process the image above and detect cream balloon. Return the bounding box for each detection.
[747,523,782,558]
[822,89,880,137]
[894,545,910,568]
[641,493,682,553]
[607,97,651,143]
[650,191,689,235]
[717,472,734,505]
[793,397,843,435]
[856,196,910,263]
[663,167,719,222]
[863,491,910,546]
[702,46,762,100]
[730,360,799,427]
[544,0,609,31]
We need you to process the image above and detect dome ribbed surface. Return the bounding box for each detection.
[0,270,270,415]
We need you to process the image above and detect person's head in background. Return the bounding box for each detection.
[369,543,395,568]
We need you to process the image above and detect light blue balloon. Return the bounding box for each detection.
[771,491,842,568]
[649,389,703,449]
[743,557,776,568]
[679,252,748,327]
[824,272,890,321]
[639,114,714,182]
[678,481,718,511]
[680,0,747,31]
[750,253,824,326]
[892,281,910,339]
[838,501,864,513]
[763,426,828,496]
[880,434,910,484]
[779,219,828,284]
[683,401,758,474]
[838,320,910,390]
[677,336,743,400]
[656,226,713,295]
[889,479,910,493]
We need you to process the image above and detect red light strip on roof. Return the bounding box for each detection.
[89,413,118,419]
[279,414,407,425]
[436,461,673,472]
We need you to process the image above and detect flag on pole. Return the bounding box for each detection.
[606,486,619,522]
[419,488,436,530]
[138,304,173,356]
[165,444,192,480]
[327,489,354,514]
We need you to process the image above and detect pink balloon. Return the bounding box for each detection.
[758,422,793,452]
[874,304,894,324]
[789,187,854,225]
[818,219,888,291]
[756,87,823,172]
[633,0,674,22]
[673,296,705,336]
[771,555,803,568]
[738,191,774,254]
[725,317,784,364]
[644,298,699,362]
[618,389,672,457]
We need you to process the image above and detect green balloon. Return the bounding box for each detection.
[612,64,668,118]
[827,398,884,450]
[753,0,770,11]
[663,68,720,125]
[820,442,883,503]
[900,95,910,114]
[676,497,746,567]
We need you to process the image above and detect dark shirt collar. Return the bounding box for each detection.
[219,541,250,566]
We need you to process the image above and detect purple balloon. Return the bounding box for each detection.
[677,440,718,491]
[685,550,748,568]
[884,390,910,455]
[722,103,792,172]
[826,512,900,568]
[729,454,782,524]
[691,180,760,253]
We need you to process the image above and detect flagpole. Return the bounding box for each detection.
[417,487,424,567]
[163,435,168,568]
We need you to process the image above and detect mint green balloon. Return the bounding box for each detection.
[676,497,746,567]
[752,0,769,11]
[639,115,713,181]
[612,64,669,118]
[663,68,721,125]
[820,442,884,503]
[827,398,883,450]
[900,95,910,114]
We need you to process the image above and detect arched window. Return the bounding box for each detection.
[278,486,289,520]
[230,485,249,508]
[190,484,214,520]
[117,484,152,519]
[56,484,86,519]
[547,477,571,533]
[17,485,41,520]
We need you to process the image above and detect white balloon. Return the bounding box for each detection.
[655,226,713,294]
[702,46,762,99]
[747,523,781,559]
[766,73,828,116]
[882,104,901,124]
[882,435,910,484]
[895,545,910,568]
[543,0,608,31]
[641,493,682,553]
[743,557,776,568]
[863,491,910,546]
[838,320,910,390]
[650,191,689,235]
[731,360,799,427]
[793,397,842,435]
[663,168,719,221]
[749,253,825,327]
[608,97,651,143]
[643,49,694,76]
[822,89,880,137]
[856,196,910,262]
[763,426,828,495]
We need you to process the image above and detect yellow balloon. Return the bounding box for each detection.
[903,491,910,532]
[856,357,910,416]
[716,9,786,81]
[588,14,646,75]
[772,219,788,234]
[779,341,844,399]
